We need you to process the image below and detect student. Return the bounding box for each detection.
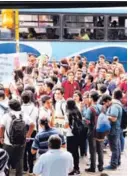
[62,70,80,100]
[65,98,84,175]
[0,99,34,176]
[33,135,73,176]
[21,91,39,174]
[31,117,65,155]
[85,91,103,173]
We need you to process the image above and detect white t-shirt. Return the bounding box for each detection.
[0,110,33,146]
[54,100,66,118]
[39,107,51,121]
[33,149,73,176]
[39,106,52,131]
[22,103,39,130]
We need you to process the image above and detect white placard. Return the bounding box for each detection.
[0,54,14,87]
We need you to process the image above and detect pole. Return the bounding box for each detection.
[15,9,19,53]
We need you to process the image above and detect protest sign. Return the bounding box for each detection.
[0,54,14,87]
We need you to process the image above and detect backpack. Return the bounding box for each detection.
[90,107,110,141]
[70,113,86,137]
[112,103,127,130]
[121,108,127,129]
[7,113,27,145]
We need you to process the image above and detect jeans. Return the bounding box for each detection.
[108,134,121,168]
[67,136,79,171]
[88,133,104,170]
[120,130,125,152]
[3,144,25,176]
[79,136,85,157]
[24,131,36,173]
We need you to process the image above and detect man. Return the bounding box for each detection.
[62,70,80,100]
[105,72,116,95]
[85,91,103,173]
[82,74,94,94]
[102,89,122,170]
[87,62,96,78]
[21,91,39,174]
[113,56,125,74]
[44,81,54,97]
[39,95,54,128]
[95,55,107,73]
[95,68,107,84]
[59,59,69,83]
[54,87,66,135]
[75,69,85,91]
[33,135,73,176]
[0,99,34,176]
[31,117,65,155]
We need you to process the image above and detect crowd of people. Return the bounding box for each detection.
[0,53,127,176]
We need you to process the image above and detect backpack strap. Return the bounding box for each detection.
[6,113,16,140]
[60,101,65,116]
[89,106,101,128]
[0,104,8,113]
[29,107,34,116]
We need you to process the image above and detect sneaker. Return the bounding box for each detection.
[75,170,81,175]
[98,167,104,172]
[69,170,75,175]
[85,168,95,172]
[104,165,117,170]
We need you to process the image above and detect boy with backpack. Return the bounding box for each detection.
[21,91,39,175]
[85,91,104,173]
[101,89,123,170]
[0,99,35,176]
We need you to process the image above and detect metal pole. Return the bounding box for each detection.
[15,9,19,53]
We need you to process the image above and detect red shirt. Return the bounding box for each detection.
[119,81,127,93]
[62,80,80,100]
[82,83,94,94]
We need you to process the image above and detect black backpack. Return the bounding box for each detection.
[70,114,86,136]
[121,108,127,130]
[112,103,127,130]
[8,114,27,145]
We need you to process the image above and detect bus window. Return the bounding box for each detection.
[0,13,14,40]
[19,14,60,40]
[107,15,127,40]
[63,15,105,40]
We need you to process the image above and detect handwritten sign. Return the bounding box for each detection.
[54,117,67,137]
[0,54,14,87]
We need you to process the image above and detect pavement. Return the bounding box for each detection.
[10,138,127,176]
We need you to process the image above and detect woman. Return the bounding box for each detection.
[31,117,65,156]
[65,98,85,175]
[73,90,82,111]
[113,67,122,86]
[81,92,90,156]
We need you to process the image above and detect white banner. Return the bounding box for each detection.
[0,52,28,87]
[0,54,14,87]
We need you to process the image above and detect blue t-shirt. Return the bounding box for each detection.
[32,128,65,155]
[107,100,122,135]
[86,104,102,131]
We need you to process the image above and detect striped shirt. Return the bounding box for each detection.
[32,128,65,155]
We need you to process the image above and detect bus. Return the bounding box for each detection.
[0,7,127,69]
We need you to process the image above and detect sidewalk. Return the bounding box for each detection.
[10,138,127,176]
